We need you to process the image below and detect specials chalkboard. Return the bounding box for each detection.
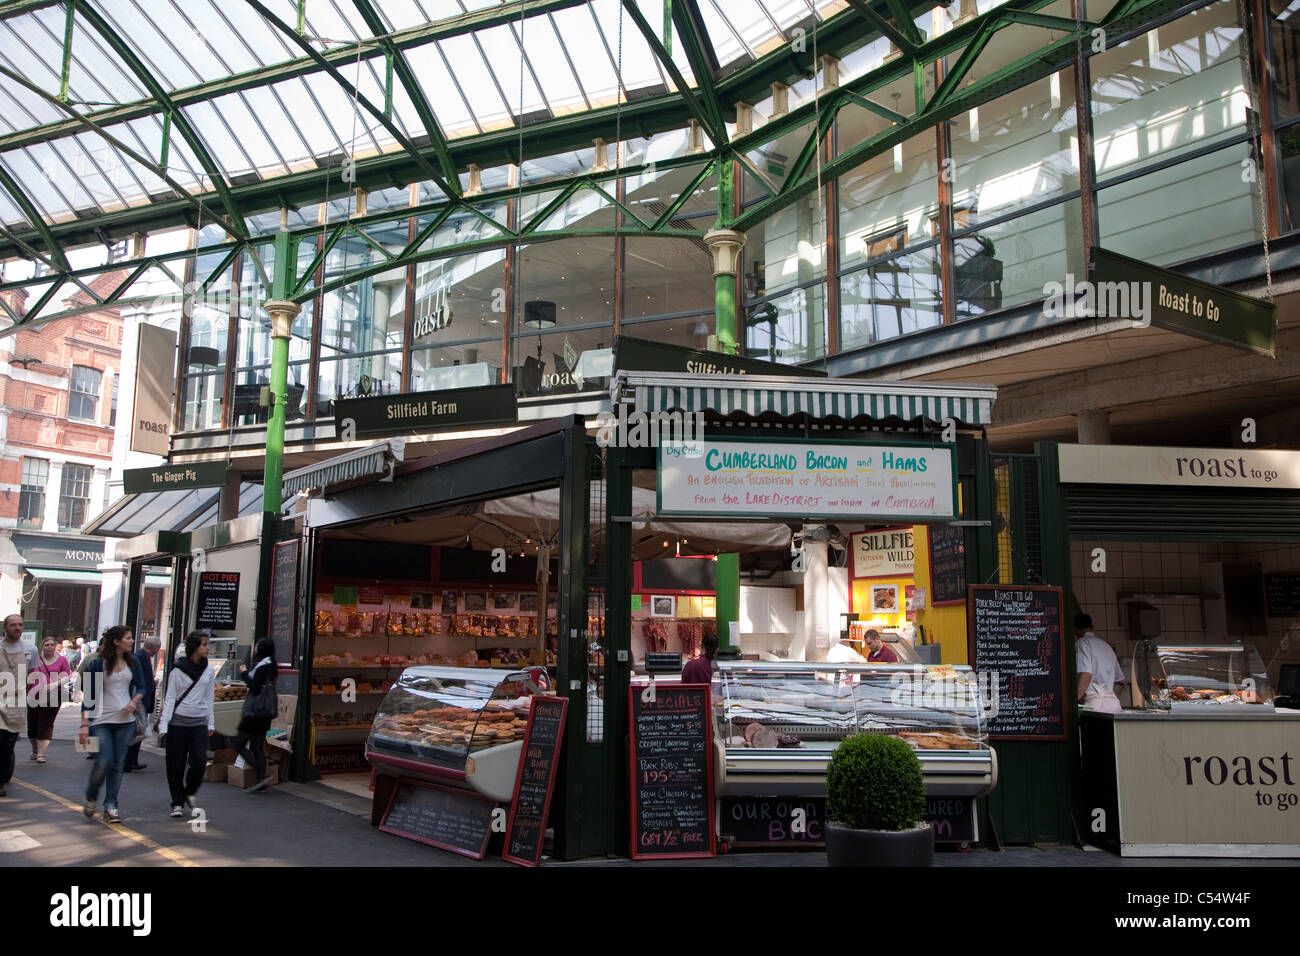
[267,539,299,665]
[379,781,495,859]
[503,696,568,867]
[195,571,239,630]
[929,524,967,605]
[968,585,1067,740]
[629,683,715,860]
[1266,574,1300,617]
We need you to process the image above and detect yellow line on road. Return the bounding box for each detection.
[11,777,200,868]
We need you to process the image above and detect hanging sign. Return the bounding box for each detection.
[614,335,826,377]
[123,461,227,494]
[131,324,178,456]
[851,528,915,578]
[658,438,956,521]
[335,383,517,439]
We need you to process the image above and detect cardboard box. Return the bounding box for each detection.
[226,763,260,789]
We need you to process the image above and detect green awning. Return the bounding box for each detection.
[281,439,406,498]
[24,568,102,585]
[615,372,996,426]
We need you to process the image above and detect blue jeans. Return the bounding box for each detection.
[85,722,134,810]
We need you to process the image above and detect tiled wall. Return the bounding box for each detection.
[1070,540,1300,692]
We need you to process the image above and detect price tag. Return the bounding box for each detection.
[926,664,957,680]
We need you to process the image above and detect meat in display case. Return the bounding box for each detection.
[712,662,997,798]
[1134,641,1275,712]
[367,665,549,801]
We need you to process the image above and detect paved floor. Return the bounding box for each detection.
[0,711,1286,867]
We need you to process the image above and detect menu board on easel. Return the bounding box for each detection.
[928,524,967,605]
[967,585,1067,740]
[503,696,568,867]
[628,683,715,860]
[267,539,299,666]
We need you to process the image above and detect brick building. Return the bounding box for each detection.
[0,272,125,640]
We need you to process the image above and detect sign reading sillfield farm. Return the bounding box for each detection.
[1058,444,1300,491]
[334,384,517,439]
[658,439,956,521]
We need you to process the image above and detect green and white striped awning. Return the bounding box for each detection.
[282,439,406,498]
[613,372,996,426]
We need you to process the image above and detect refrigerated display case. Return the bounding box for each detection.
[1133,641,1275,712]
[366,665,549,801]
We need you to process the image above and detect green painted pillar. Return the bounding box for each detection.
[715,553,740,650]
[263,228,299,515]
[705,158,744,357]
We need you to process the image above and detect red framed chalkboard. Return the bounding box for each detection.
[502,696,568,867]
[379,779,495,859]
[628,682,716,860]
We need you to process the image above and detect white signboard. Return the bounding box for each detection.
[131,323,177,456]
[1058,443,1300,490]
[852,528,915,578]
[658,439,956,520]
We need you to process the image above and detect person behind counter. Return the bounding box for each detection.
[864,629,898,663]
[681,632,717,685]
[1075,612,1123,713]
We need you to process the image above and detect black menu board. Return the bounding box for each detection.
[267,539,299,666]
[195,571,239,630]
[1266,574,1300,617]
[628,683,715,859]
[503,696,568,867]
[968,585,1067,740]
[379,782,495,859]
[928,524,967,605]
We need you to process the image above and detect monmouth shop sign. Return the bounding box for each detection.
[658,438,956,521]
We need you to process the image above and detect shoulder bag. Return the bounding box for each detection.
[241,667,278,720]
[157,669,205,747]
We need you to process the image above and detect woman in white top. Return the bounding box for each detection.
[79,626,145,822]
[158,631,216,818]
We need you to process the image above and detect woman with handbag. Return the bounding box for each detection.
[158,631,216,818]
[79,626,145,822]
[231,638,278,793]
[27,635,71,763]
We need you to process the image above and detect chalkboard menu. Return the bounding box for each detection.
[195,571,239,630]
[267,539,299,666]
[628,683,715,859]
[929,524,967,605]
[379,782,495,859]
[968,585,1067,740]
[503,696,568,867]
[1266,574,1300,617]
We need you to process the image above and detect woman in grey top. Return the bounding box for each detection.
[158,631,216,818]
[79,626,145,822]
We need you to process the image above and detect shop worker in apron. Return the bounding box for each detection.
[864,629,899,663]
[1075,612,1123,713]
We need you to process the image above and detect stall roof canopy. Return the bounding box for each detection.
[612,371,997,426]
[282,439,405,498]
[84,481,264,538]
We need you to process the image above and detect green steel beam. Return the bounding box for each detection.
[248,0,457,200]
[679,1,720,73]
[622,0,726,145]
[780,99,843,194]
[843,0,918,54]
[353,0,462,195]
[75,0,250,240]
[882,0,925,46]
[0,162,69,270]
[669,0,728,143]
[928,19,995,111]
[651,158,714,230]
[999,9,1097,31]
[0,0,62,21]
[843,89,908,125]
[58,0,73,101]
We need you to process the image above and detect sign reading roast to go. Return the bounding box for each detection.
[851,528,915,578]
[1057,444,1300,490]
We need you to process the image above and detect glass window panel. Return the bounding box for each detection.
[514,17,586,115]
[549,6,620,105]
[623,160,716,222]
[92,1,202,89]
[696,0,746,65]
[512,325,613,398]
[618,313,716,351]
[232,362,309,426]
[744,193,826,298]
[182,371,224,432]
[622,236,714,320]
[407,47,478,139]
[437,35,513,128]
[0,82,66,134]
[591,0,689,92]
[1097,143,1261,265]
[954,198,1083,318]
[319,270,406,360]
[1277,124,1300,232]
[18,457,47,529]
[743,283,826,365]
[838,130,939,271]
[840,247,943,349]
[411,337,504,393]
[58,463,93,530]
[1092,1,1246,183]
[314,353,402,419]
[950,70,1079,226]
[746,119,817,194]
[412,249,506,349]
[477,24,547,117]
[3,148,77,221]
[515,238,618,331]
[1271,1,1300,121]
[69,366,102,422]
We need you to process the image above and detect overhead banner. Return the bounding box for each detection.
[658,438,956,521]
[123,460,228,495]
[334,383,517,440]
[1057,443,1300,490]
[131,323,178,456]
[1090,247,1276,357]
[10,532,106,569]
[851,528,915,578]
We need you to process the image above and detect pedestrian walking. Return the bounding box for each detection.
[27,635,71,763]
[158,631,215,818]
[231,638,278,793]
[79,626,145,822]
[1,613,37,797]
[75,641,101,760]
[124,636,161,772]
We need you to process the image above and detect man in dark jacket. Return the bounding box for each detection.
[123,636,160,772]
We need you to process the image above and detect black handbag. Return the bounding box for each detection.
[242,677,277,720]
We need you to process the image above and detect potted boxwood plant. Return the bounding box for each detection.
[825,733,932,867]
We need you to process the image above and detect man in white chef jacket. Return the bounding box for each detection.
[1075,612,1123,713]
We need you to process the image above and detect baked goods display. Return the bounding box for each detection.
[214,684,247,702]
[898,730,981,750]
[372,702,532,752]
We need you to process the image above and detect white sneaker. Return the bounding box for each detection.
[170,805,184,818]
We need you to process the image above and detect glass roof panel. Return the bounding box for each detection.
[0,81,65,136]
[89,1,206,90]
[477,23,548,118]
[0,10,141,108]
[405,52,478,139]
[1,148,78,222]
[515,16,587,115]
[374,0,436,31]
[696,1,747,66]
[593,0,694,94]
[200,0,300,71]
[436,34,513,128]
[547,5,621,106]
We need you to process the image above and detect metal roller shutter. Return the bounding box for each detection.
[1065,485,1300,541]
